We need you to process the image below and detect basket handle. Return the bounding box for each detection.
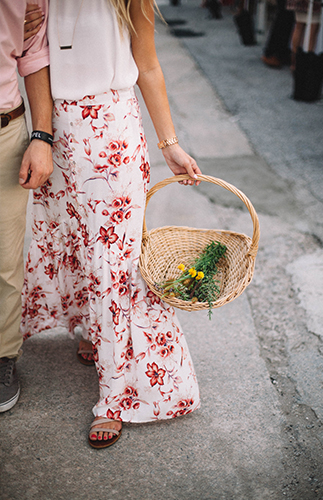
[142,174,260,258]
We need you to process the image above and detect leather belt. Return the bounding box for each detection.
[0,101,25,128]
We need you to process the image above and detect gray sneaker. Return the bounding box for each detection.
[0,357,20,412]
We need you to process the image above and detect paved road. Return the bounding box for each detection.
[1,6,323,500]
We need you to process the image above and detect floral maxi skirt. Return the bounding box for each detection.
[21,88,200,422]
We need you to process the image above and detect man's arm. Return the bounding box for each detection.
[19,65,53,189]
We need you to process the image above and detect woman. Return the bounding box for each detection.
[22,0,201,448]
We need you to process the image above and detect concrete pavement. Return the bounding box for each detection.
[1,5,323,499]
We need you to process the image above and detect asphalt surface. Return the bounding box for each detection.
[1,4,323,499]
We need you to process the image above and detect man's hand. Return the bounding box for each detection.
[19,139,53,189]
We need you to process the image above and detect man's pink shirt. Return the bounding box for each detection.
[0,0,49,111]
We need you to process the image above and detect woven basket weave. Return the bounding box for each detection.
[139,174,260,311]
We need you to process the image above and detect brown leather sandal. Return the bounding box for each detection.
[88,418,122,449]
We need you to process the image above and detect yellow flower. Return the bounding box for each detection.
[196,272,204,280]
[188,268,197,278]
[178,264,185,271]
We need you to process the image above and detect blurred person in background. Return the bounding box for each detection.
[261,0,295,68]
[287,0,322,69]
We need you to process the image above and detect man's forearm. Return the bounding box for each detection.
[19,66,53,190]
[24,66,53,134]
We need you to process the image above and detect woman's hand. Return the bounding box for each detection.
[162,144,202,186]
[24,3,44,41]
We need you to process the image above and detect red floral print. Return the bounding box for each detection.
[112,197,124,208]
[146,362,166,387]
[97,226,118,247]
[110,210,124,224]
[109,300,120,325]
[108,153,122,167]
[108,141,121,151]
[44,263,57,279]
[140,161,150,182]
[83,138,91,156]
[106,409,122,421]
[147,290,161,305]
[80,105,102,120]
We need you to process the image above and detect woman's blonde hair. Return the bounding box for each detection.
[110,0,161,33]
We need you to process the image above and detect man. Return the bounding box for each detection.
[0,1,53,412]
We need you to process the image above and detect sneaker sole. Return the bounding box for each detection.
[0,386,20,413]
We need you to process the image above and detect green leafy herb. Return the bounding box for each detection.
[157,241,227,319]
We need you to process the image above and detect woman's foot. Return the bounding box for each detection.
[88,417,122,448]
[89,417,122,441]
[77,339,95,366]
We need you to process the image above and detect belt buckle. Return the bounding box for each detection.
[0,114,10,128]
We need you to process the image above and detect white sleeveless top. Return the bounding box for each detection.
[48,0,139,100]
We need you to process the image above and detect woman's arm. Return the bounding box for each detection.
[130,0,201,185]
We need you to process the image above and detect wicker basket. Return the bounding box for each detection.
[139,174,260,311]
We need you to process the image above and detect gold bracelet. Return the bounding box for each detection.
[157,136,179,149]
